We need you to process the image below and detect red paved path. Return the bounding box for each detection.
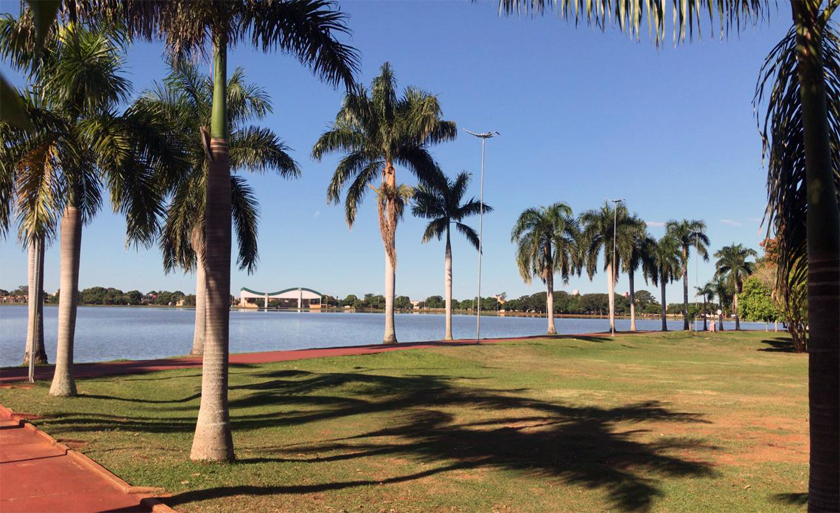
[0,407,167,512]
[0,335,609,383]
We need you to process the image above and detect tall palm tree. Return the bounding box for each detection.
[143,61,299,356]
[651,235,682,332]
[91,0,358,462]
[713,276,733,332]
[580,201,634,333]
[3,23,178,397]
[313,62,456,344]
[412,170,490,340]
[620,218,657,331]
[492,0,839,505]
[665,219,710,330]
[695,282,716,331]
[511,203,579,335]
[0,13,59,367]
[714,244,758,331]
[757,23,840,504]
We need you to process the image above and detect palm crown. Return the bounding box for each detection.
[314,62,457,227]
[714,243,758,293]
[140,60,299,274]
[412,170,490,249]
[579,201,634,280]
[511,202,579,285]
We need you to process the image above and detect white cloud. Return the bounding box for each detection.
[647,221,666,227]
[720,219,742,226]
[314,210,321,218]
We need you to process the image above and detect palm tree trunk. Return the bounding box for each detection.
[384,250,397,343]
[734,292,740,330]
[546,271,556,335]
[792,6,840,508]
[190,38,234,462]
[702,296,707,331]
[49,204,81,397]
[380,162,398,345]
[660,278,667,332]
[24,236,47,365]
[444,229,452,340]
[682,252,689,330]
[191,229,206,356]
[629,270,636,331]
[607,262,616,333]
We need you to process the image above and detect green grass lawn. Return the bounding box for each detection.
[0,331,809,512]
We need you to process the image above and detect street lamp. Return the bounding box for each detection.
[465,129,499,342]
[609,198,624,337]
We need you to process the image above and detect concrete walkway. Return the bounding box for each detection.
[0,406,170,512]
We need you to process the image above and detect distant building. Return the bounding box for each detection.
[239,287,323,309]
[572,289,581,296]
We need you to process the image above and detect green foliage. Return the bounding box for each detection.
[412,170,489,250]
[511,202,579,285]
[394,296,412,310]
[714,243,758,293]
[740,276,782,322]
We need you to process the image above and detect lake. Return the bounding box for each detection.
[0,305,774,368]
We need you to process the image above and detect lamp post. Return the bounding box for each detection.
[609,199,624,337]
[465,129,499,342]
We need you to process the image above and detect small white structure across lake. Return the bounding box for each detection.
[239,287,323,309]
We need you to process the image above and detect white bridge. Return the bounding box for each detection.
[239,287,323,309]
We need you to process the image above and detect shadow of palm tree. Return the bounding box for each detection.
[138,370,714,512]
[759,338,802,353]
[771,492,808,505]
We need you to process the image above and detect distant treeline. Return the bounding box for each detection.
[322,291,716,316]
[0,286,201,307]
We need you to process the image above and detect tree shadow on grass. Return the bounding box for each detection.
[36,369,716,511]
[759,338,801,353]
[131,370,711,512]
[771,492,808,505]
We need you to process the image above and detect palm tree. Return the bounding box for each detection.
[313,62,456,344]
[695,282,716,331]
[620,218,657,331]
[665,220,710,330]
[491,0,839,505]
[651,235,682,332]
[580,201,634,333]
[0,13,58,366]
[412,170,490,340]
[2,23,178,397]
[756,23,840,504]
[714,244,758,331]
[712,276,733,331]
[92,0,358,462]
[511,203,579,335]
[143,61,299,356]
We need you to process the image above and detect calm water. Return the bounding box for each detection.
[0,305,772,368]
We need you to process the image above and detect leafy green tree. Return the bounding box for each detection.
[511,202,579,334]
[714,243,758,330]
[665,220,710,330]
[412,170,489,339]
[580,201,634,333]
[341,294,358,307]
[144,60,299,355]
[424,295,444,309]
[740,276,782,322]
[313,62,456,344]
[125,290,142,304]
[97,0,358,462]
[394,295,412,310]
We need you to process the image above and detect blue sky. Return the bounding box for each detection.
[0,0,790,303]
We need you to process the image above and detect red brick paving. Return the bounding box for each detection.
[0,408,167,512]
